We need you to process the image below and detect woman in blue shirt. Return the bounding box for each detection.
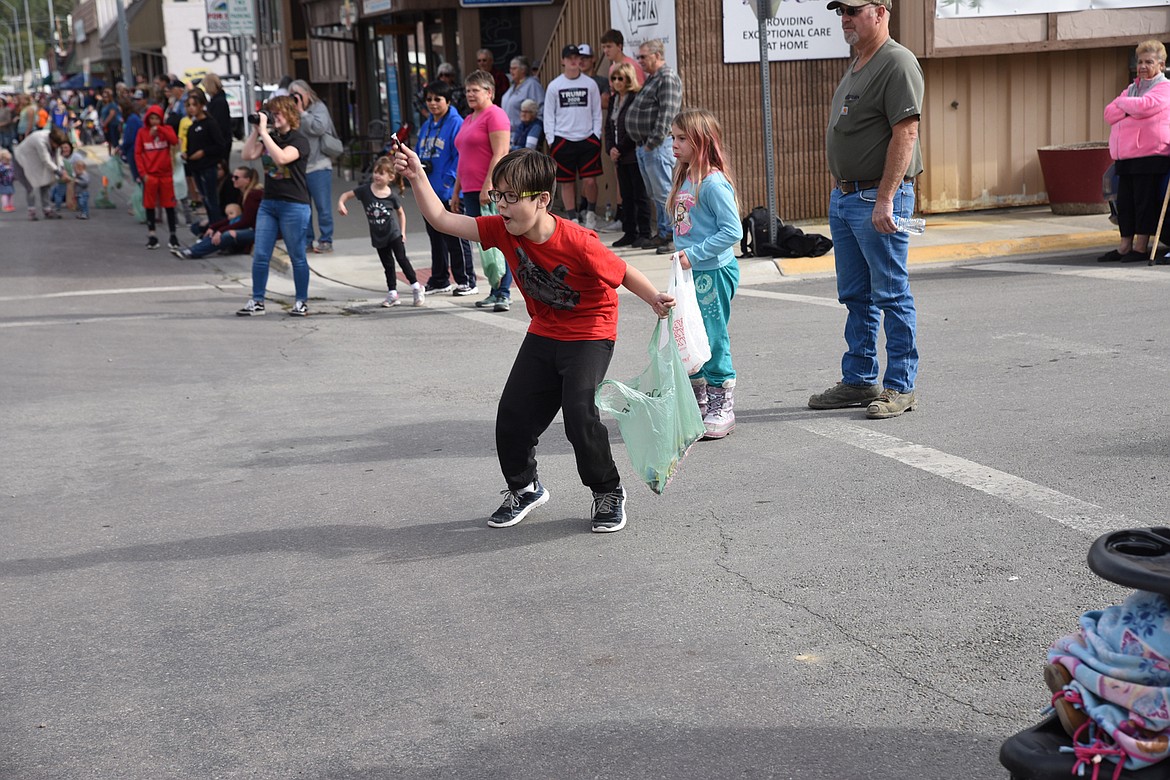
[418,80,475,294]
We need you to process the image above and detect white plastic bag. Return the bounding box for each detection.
[659,252,711,375]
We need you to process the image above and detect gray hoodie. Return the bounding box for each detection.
[299,100,336,173]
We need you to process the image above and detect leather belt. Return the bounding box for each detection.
[836,176,915,194]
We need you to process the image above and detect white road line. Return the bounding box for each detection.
[0,285,220,302]
[799,420,1128,537]
[418,297,531,333]
[0,314,172,329]
[736,288,843,308]
[964,262,1170,283]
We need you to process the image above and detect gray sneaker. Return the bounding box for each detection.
[808,382,882,409]
[866,388,917,419]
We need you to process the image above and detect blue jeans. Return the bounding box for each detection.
[192,166,222,224]
[76,190,89,216]
[462,194,512,298]
[304,168,334,247]
[426,203,476,287]
[828,181,918,393]
[636,137,675,239]
[51,182,67,209]
[188,228,254,258]
[251,199,312,301]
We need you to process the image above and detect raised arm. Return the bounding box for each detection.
[394,141,481,244]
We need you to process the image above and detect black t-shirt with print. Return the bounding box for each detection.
[261,129,310,204]
[353,184,402,248]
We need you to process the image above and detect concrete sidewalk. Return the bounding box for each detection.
[81,143,1124,300]
[297,202,1121,299]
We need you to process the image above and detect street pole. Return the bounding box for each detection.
[21,0,34,90]
[0,0,26,91]
[757,0,778,247]
[115,0,130,87]
[45,0,56,80]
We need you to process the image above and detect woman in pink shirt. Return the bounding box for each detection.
[453,70,514,307]
[1101,39,1170,264]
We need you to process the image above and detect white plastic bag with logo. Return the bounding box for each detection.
[659,252,711,375]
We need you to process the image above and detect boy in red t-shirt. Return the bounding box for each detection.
[395,144,674,533]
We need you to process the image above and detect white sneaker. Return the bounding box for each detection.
[583,211,598,230]
[602,219,623,233]
[382,290,400,307]
[412,286,425,307]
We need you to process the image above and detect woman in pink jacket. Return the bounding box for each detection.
[1101,40,1170,263]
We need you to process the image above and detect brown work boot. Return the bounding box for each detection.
[865,388,918,419]
[808,382,881,410]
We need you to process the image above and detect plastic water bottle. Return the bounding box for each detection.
[894,216,926,235]
[604,202,613,223]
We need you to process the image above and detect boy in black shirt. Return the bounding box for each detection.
[337,156,425,307]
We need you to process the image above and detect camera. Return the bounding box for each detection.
[248,109,275,126]
[421,160,433,174]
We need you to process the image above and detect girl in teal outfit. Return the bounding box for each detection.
[668,108,744,440]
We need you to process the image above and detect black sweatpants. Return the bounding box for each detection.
[376,237,417,291]
[496,334,621,494]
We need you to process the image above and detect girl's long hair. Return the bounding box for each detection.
[666,108,739,221]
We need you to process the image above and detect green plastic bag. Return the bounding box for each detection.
[596,314,706,494]
[478,201,506,288]
[130,181,146,223]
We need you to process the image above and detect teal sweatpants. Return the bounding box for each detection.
[692,262,739,387]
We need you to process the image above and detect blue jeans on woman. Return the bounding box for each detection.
[827,181,918,394]
[251,199,312,302]
[188,228,255,258]
[462,194,512,299]
[192,166,222,225]
[304,168,334,249]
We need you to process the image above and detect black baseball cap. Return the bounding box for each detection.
[561,44,580,58]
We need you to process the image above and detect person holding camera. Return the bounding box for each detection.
[289,80,337,254]
[236,97,313,317]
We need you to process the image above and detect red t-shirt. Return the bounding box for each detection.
[476,215,628,341]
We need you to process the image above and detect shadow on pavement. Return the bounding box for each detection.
[0,518,589,578]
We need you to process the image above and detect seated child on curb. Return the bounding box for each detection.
[0,150,14,212]
[72,159,90,219]
[393,142,676,534]
[337,156,424,308]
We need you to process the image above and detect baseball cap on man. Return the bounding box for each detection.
[561,44,580,58]
[168,79,185,90]
[577,43,594,57]
[131,89,147,100]
[827,0,891,8]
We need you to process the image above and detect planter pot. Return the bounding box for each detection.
[1037,142,1112,216]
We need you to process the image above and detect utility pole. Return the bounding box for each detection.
[0,0,26,91]
[46,0,56,79]
[115,0,130,86]
[21,0,34,89]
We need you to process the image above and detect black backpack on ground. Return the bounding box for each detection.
[739,205,833,259]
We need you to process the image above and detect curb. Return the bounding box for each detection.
[773,230,1118,276]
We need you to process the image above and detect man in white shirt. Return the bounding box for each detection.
[543,44,603,229]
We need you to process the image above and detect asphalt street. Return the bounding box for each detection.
[2,202,1167,779]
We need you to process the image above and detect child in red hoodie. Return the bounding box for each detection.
[135,104,180,250]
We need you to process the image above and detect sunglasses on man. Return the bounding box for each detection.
[836,4,879,15]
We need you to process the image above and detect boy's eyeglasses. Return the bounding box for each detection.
[835,5,874,15]
[488,190,541,204]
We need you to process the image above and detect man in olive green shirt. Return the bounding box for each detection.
[809,0,924,419]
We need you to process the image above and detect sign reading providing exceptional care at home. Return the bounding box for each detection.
[938,0,1169,18]
[722,0,849,63]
